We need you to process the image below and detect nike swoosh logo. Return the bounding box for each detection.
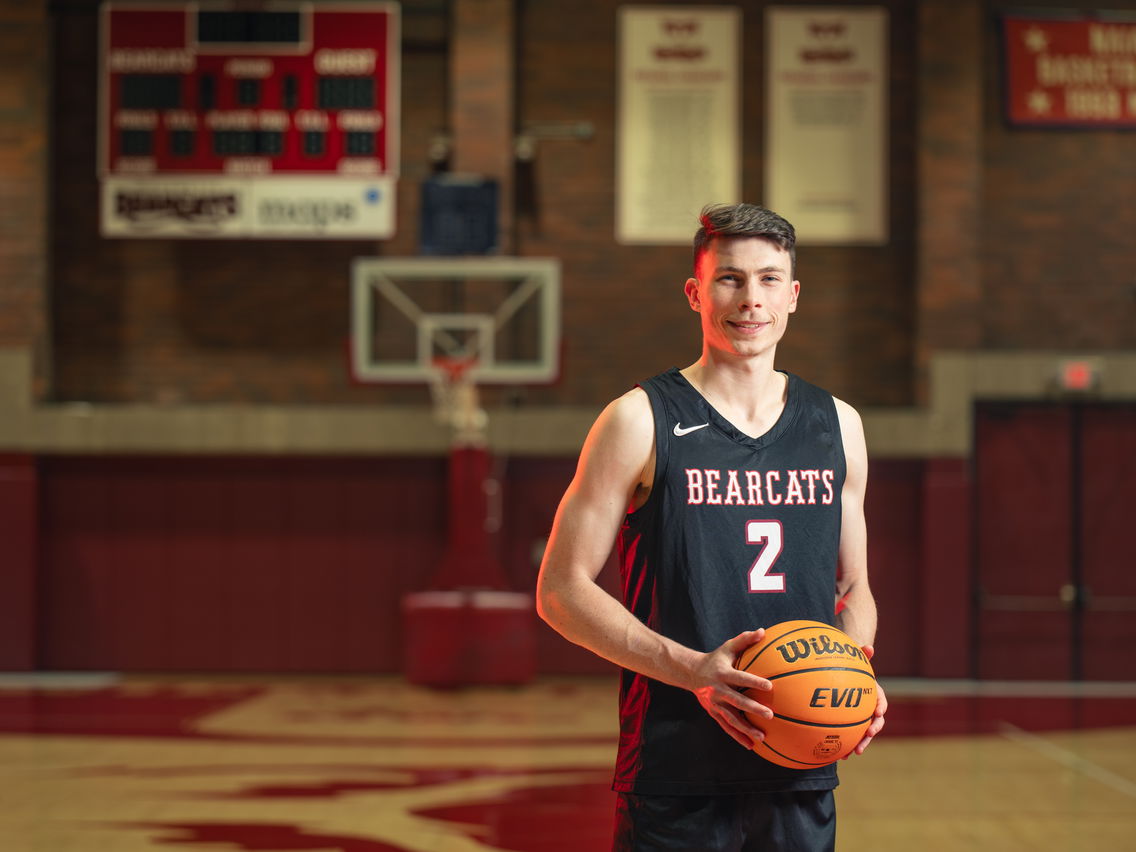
[673,422,709,437]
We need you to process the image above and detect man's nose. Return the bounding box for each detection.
[738,281,763,309]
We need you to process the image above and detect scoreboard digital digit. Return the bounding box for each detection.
[99,2,399,238]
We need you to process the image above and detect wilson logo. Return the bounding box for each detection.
[774,635,867,664]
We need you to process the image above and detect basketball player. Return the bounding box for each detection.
[536,203,887,851]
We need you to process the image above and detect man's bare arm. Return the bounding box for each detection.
[535,388,774,748]
[832,398,886,754]
[833,399,876,647]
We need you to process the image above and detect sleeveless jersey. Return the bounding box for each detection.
[614,368,847,795]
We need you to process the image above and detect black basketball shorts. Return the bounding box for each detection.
[613,789,836,852]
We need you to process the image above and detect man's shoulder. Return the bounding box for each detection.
[787,373,858,413]
[831,395,860,419]
[785,370,831,397]
[575,386,656,491]
[785,374,862,442]
[608,369,681,420]
[604,385,653,430]
[589,385,654,446]
[828,395,865,461]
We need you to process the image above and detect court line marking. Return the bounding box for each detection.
[881,678,1136,698]
[0,672,120,690]
[2,675,1135,697]
[999,722,1136,799]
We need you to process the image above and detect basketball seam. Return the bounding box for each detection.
[758,740,832,767]
[767,666,875,680]
[771,713,874,729]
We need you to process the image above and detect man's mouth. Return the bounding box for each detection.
[729,320,769,332]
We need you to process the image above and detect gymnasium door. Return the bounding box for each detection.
[974,402,1136,680]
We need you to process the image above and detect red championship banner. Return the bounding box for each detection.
[1003,14,1136,127]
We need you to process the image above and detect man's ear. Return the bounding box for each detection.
[684,277,701,312]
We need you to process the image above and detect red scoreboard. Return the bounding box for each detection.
[100,3,399,238]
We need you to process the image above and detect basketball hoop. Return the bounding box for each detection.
[429,356,488,447]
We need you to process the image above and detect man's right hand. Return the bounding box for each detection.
[689,629,774,750]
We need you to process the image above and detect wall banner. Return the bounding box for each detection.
[1003,14,1136,128]
[765,6,888,245]
[617,6,741,244]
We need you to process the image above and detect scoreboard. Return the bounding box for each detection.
[99,3,399,238]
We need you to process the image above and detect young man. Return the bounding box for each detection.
[536,203,886,851]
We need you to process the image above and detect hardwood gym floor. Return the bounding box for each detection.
[1,675,1133,851]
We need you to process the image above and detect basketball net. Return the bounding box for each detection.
[429,356,488,447]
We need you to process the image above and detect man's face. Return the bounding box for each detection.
[684,236,800,359]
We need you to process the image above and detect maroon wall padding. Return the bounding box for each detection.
[1079,406,1136,681]
[975,405,1075,680]
[499,456,621,675]
[974,403,1136,681]
[918,459,972,678]
[0,455,37,669]
[863,460,923,677]
[38,456,447,672]
[36,455,927,675]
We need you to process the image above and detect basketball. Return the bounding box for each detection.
[734,620,877,769]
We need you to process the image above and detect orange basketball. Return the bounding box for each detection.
[734,620,876,769]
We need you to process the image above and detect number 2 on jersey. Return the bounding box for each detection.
[746,520,785,593]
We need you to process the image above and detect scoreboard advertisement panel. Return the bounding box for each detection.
[99,2,399,238]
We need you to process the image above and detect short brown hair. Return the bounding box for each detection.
[693,203,797,277]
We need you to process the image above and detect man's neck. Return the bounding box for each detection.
[680,353,788,437]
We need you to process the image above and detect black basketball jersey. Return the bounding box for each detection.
[614,368,847,795]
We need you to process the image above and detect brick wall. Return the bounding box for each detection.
[49,0,445,405]
[42,0,1134,411]
[981,0,1136,350]
[0,0,49,396]
[915,0,983,403]
[46,0,918,409]
[517,0,919,409]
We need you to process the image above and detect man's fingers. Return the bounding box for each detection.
[714,705,765,749]
[724,628,766,654]
[704,680,773,719]
[854,730,877,755]
[875,688,889,717]
[732,669,773,693]
[723,723,755,749]
[726,687,774,720]
[695,634,780,749]
[843,690,886,758]
[727,629,772,691]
